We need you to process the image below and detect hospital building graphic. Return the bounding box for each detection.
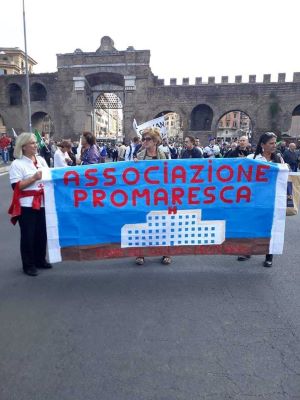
[121,209,225,248]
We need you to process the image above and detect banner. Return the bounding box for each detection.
[43,158,289,263]
[133,116,167,139]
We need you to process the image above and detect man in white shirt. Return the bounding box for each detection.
[54,141,72,168]
[125,137,141,161]
[203,138,221,158]
[158,138,171,159]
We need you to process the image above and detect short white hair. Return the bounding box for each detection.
[13,132,36,159]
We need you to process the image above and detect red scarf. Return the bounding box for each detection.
[8,181,44,225]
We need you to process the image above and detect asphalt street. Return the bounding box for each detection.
[0,172,300,400]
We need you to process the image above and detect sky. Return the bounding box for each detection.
[1,0,300,83]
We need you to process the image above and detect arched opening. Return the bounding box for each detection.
[217,110,252,142]
[30,83,47,101]
[0,114,6,133]
[31,112,54,136]
[154,111,183,142]
[290,105,300,137]
[190,104,213,131]
[92,93,123,144]
[8,83,22,106]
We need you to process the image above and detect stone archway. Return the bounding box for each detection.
[290,105,300,137]
[216,110,252,142]
[8,83,22,106]
[30,82,47,101]
[0,114,6,133]
[190,104,213,131]
[31,112,54,136]
[93,92,123,143]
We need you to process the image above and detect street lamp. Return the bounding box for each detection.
[22,0,32,132]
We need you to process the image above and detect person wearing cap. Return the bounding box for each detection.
[203,138,221,158]
[54,140,72,168]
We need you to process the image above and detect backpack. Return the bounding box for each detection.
[100,146,107,157]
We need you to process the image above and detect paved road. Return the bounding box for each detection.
[0,173,300,400]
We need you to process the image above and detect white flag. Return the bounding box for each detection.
[134,116,167,139]
[12,128,18,138]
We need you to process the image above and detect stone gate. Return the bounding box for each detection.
[1,36,300,143]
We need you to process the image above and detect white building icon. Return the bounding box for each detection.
[121,209,225,248]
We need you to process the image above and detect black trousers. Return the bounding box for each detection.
[18,207,47,271]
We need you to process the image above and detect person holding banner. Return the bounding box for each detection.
[247,131,284,268]
[80,132,100,165]
[135,127,170,265]
[8,133,51,277]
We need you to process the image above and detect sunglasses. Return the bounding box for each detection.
[142,137,152,142]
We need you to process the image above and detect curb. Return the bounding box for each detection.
[0,164,10,174]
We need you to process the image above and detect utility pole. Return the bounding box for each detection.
[22,0,32,132]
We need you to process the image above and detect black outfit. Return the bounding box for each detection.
[282,149,298,172]
[181,147,203,159]
[40,145,52,167]
[18,207,47,272]
[226,146,251,158]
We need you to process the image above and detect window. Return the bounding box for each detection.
[204,234,208,237]
[179,215,182,219]
[211,227,215,231]
[135,230,139,234]
[211,233,215,237]
[185,234,189,238]
[205,227,208,231]
[171,216,175,219]
[142,242,146,246]
[162,216,166,220]
[128,237,132,241]
[149,216,152,220]
[155,223,159,226]
[128,230,132,234]
[135,243,139,246]
[155,216,159,220]
[149,223,152,227]
[149,230,152,233]
[185,228,188,231]
[171,235,174,238]
[162,242,166,245]
[156,242,160,245]
[171,229,174,232]
[185,240,189,244]
[204,240,208,244]
[149,242,153,246]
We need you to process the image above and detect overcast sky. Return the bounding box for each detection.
[1,0,300,83]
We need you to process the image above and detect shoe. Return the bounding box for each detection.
[237,255,251,261]
[161,256,172,265]
[263,260,272,268]
[24,268,39,276]
[135,257,145,265]
[37,262,53,269]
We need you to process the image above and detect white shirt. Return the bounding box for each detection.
[125,143,138,161]
[54,148,70,168]
[247,153,284,163]
[204,144,220,158]
[158,144,171,159]
[9,155,49,207]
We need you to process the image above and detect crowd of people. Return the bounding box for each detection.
[5,128,296,276]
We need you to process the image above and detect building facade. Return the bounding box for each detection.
[0,47,36,75]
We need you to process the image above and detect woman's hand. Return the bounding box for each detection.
[33,170,42,181]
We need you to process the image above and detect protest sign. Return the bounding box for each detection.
[43,158,289,263]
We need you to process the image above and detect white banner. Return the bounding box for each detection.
[134,116,167,139]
